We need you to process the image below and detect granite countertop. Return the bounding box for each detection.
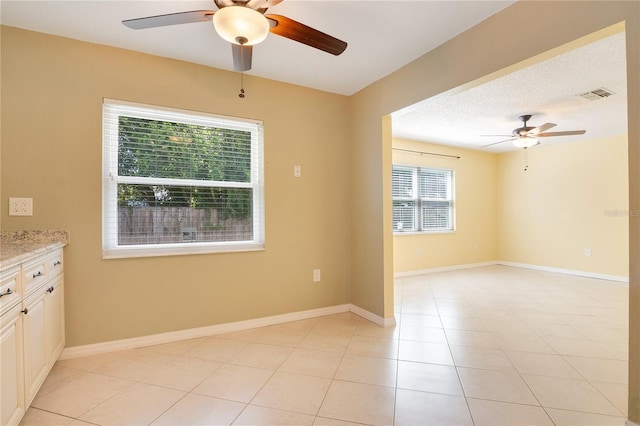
[0,230,69,271]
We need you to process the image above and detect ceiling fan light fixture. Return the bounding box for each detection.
[513,136,538,149]
[213,6,270,46]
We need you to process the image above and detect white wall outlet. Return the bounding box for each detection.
[585,248,592,257]
[313,269,321,282]
[294,165,302,178]
[9,197,33,216]
[416,248,422,255]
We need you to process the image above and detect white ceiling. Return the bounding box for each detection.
[0,0,515,96]
[1,1,628,153]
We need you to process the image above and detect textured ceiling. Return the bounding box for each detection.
[392,31,628,152]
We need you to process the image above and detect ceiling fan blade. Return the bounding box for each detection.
[123,10,215,30]
[529,122,557,135]
[480,134,512,137]
[232,44,253,71]
[246,0,284,10]
[481,138,515,148]
[266,14,347,55]
[538,130,586,137]
[214,0,236,8]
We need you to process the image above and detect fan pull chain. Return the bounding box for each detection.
[524,148,529,171]
[239,71,246,99]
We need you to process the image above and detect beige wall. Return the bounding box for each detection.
[1,26,352,346]
[392,139,498,273]
[497,135,629,277]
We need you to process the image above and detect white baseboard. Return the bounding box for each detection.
[394,261,497,278]
[60,303,392,360]
[625,420,639,426]
[497,261,629,283]
[394,260,629,283]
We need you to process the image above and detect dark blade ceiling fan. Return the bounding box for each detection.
[122,0,347,72]
[481,114,586,149]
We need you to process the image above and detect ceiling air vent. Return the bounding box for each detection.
[579,87,615,101]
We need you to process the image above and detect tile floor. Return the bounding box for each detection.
[21,265,629,425]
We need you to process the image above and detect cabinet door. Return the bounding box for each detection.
[22,288,48,406]
[45,274,64,366]
[1,305,25,426]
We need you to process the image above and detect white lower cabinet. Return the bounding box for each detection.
[0,248,65,425]
[1,304,25,426]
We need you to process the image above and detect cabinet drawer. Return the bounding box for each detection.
[45,250,64,278]
[0,266,21,316]
[22,258,47,296]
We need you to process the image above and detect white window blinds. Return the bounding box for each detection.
[392,165,454,233]
[102,99,264,258]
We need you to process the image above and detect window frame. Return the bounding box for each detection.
[392,164,455,234]
[102,99,265,259]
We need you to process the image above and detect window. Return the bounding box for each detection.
[102,99,264,258]
[392,165,454,233]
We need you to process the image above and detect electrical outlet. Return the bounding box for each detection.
[9,197,33,216]
[313,269,321,282]
[294,165,302,178]
[585,248,592,257]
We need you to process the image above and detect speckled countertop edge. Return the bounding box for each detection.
[0,230,69,271]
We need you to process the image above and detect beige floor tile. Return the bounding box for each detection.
[397,360,463,395]
[482,318,535,335]
[440,316,487,331]
[399,313,442,328]
[467,398,554,425]
[522,374,622,416]
[399,324,447,343]
[398,340,454,365]
[299,331,352,353]
[36,364,87,397]
[141,337,207,356]
[589,381,628,416]
[564,356,628,384]
[345,335,398,359]
[31,373,133,418]
[317,380,395,426]
[139,356,221,391]
[449,345,513,371]
[312,417,366,426]
[192,364,273,403]
[394,388,472,426]
[504,351,582,379]
[94,349,175,381]
[228,343,294,370]
[334,354,397,387]
[254,326,307,347]
[444,329,499,349]
[543,336,616,358]
[65,420,95,426]
[526,323,588,340]
[55,350,132,372]
[354,318,400,339]
[18,408,74,426]
[183,337,249,362]
[151,393,245,425]
[252,371,331,415]
[215,328,264,342]
[278,348,343,378]
[232,405,315,425]
[457,367,538,405]
[545,408,627,426]
[78,382,184,425]
[492,333,555,353]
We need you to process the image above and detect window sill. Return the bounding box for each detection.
[103,242,265,259]
[393,230,455,236]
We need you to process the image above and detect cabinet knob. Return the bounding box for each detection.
[47,286,54,293]
[0,288,12,298]
[33,271,43,278]
[21,308,28,315]
[53,261,62,266]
